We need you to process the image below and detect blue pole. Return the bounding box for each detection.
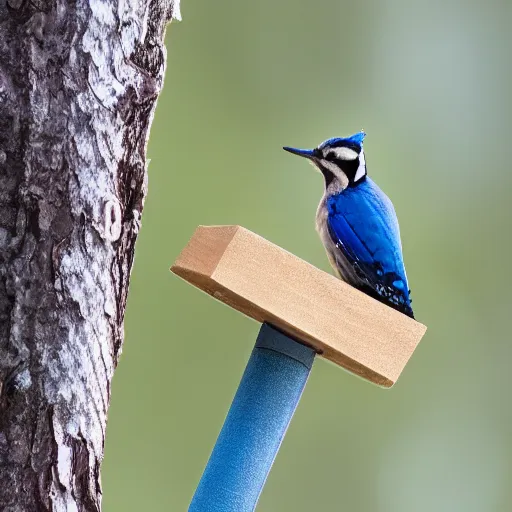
[189,323,316,512]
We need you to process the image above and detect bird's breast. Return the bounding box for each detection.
[316,195,352,281]
[315,195,331,249]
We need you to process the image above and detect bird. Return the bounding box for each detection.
[283,131,414,318]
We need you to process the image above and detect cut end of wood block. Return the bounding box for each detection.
[171,225,427,388]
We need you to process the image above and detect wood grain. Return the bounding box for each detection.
[171,225,427,387]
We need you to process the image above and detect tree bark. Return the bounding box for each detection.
[0,0,180,508]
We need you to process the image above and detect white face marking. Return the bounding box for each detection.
[320,159,342,175]
[326,146,359,161]
[353,148,366,182]
[316,159,349,190]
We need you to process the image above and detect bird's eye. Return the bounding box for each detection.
[327,152,336,161]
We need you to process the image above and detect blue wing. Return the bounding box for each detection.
[326,178,414,318]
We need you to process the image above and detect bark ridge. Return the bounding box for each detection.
[0,0,179,509]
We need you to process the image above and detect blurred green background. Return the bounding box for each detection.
[103,1,512,510]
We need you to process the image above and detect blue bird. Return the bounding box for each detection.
[283,131,414,318]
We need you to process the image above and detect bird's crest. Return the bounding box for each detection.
[320,131,366,151]
[345,131,366,147]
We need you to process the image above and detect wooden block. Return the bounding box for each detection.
[171,226,427,387]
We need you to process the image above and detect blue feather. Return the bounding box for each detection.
[319,131,366,151]
[326,177,414,317]
[283,131,415,318]
[345,131,366,147]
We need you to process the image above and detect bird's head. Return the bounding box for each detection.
[283,131,367,190]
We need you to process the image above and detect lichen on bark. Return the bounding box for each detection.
[0,0,180,509]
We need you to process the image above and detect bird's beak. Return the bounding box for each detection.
[283,147,316,159]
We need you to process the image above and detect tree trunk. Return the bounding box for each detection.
[0,0,180,508]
